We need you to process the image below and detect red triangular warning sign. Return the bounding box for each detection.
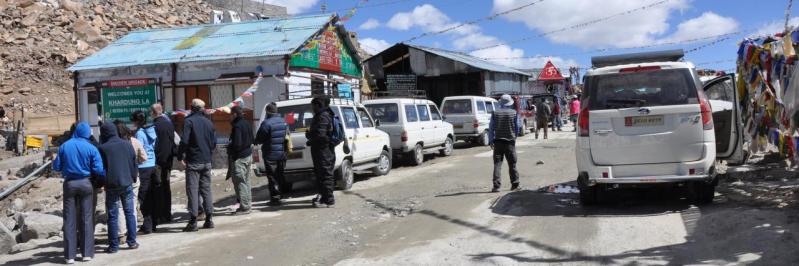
[537,61,564,81]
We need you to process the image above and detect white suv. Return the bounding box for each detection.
[441,96,498,146]
[576,50,744,205]
[364,98,455,166]
[254,98,393,191]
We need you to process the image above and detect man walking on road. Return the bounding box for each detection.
[535,99,551,140]
[489,94,521,192]
[98,123,140,253]
[227,106,254,214]
[307,97,336,208]
[150,103,176,224]
[255,103,289,207]
[178,99,217,232]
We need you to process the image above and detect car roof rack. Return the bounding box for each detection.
[283,88,360,106]
[591,49,684,68]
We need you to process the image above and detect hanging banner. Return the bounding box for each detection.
[290,26,361,77]
[101,78,157,122]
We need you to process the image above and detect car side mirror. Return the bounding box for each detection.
[375,119,381,127]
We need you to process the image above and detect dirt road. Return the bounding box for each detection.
[2,128,798,265]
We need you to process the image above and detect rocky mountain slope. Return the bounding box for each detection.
[0,0,213,116]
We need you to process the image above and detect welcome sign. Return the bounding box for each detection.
[100,78,157,122]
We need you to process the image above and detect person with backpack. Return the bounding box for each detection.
[130,110,159,234]
[255,103,290,207]
[307,97,337,208]
[535,99,552,140]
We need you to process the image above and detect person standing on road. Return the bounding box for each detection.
[535,99,551,140]
[255,103,289,207]
[111,120,146,242]
[307,97,336,208]
[53,122,104,264]
[552,98,563,131]
[98,122,140,253]
[131,111,159,234]
[178,99,217,231]
[227,106,254,214]
[489,94,521,192]
[150,103,176,224]
[569,97,581,132]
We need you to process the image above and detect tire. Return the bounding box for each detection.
[439,137,454,156]
[409,144,424,166]
[336,159,354,190]
[693,181,716,205]
[478,131,490,146]
[279,182,293,194]
[578,173,598,205]
[372,150,392,176]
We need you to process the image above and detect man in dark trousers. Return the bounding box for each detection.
[98,123,140,253]
[178,99,217,232]
[307,97,336,208]
[255,103,289,206]
[150,103,175,225]
[227,106,254,214]
[489,94,521,192]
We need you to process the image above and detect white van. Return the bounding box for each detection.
[364,98,455,165]
[441,96,498,146]
[253,98,393,191]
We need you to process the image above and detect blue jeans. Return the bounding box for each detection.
[105,185,137,250]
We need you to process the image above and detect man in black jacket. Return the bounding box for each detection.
[227,106,254,214]
[150,103,175,225]
[307,97,335,208]
[178,99,216,232]
[98,123,140,253]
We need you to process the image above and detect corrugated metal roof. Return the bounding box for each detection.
[408,45,529,76]
[69,14,333,71]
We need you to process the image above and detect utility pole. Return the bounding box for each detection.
[321,0,327,13]
[786,0,794,32]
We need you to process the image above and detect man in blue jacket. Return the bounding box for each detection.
[131,110,158,234]
[98,123,140,253]
[53,122,104,263]
[255,103,288,207]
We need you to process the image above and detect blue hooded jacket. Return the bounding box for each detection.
[135,125,157,168]
[53,122,105,180]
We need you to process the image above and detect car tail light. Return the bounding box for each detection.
[401,131,408,142]
[602,172,609,178]
[473,119,479,128]
[689,168,696,175]
[699,98,713,130]
[619,66,661,73]
[578,107,590,137]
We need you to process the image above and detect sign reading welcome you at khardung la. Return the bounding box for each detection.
[101,78,157,122]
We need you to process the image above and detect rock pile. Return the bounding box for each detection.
[0,0,213,116]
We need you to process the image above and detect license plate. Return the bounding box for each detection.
[625,115,664,127]
[454,123,464,129]
[287,151,303,160]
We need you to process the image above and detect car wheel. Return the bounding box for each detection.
[409,144,424,166]
[336,159,354,190]
[578,173,598,205]
[693,181,716,205]
[439,137,454,156]
[279,182,293,194]
[478,131,490,146]
[372,150,392,176]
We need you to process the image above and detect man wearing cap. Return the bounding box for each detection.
[178,99,216,232]
[489,94,521,192]
[255,103,289,207]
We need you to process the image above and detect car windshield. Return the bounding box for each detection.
[586,69,698,110]
[365,104,399,124]
[442,100,473,114]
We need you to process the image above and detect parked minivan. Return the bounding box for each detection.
[576,50,744,205]
[364,98,455,165]
[441,96,498,146]
[253,98,393,191]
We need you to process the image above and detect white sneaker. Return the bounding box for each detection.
[65,259,75,264]
[82,257,92,262]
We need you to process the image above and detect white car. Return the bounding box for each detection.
[441,96,499,146]
[253,98,393,191]
[364,98,455,166]
[576,50,744,205]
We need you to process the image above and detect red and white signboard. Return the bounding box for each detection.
[537,61,564,81]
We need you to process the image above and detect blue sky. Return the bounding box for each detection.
[268,0,799,72]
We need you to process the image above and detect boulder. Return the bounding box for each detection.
[17,212,61,243]
[59,0,81,13]
[0,222,16,255]
[72,18,107,47]
[11,198,25,212]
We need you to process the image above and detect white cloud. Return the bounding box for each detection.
[469,45,579,69]
[387,4,452,31]
[259,0,319,14]
[359,18,381,30]
[660,12,739,43]
[752,17,799,37]
[493,0,690,48]
[360,38,392,55]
